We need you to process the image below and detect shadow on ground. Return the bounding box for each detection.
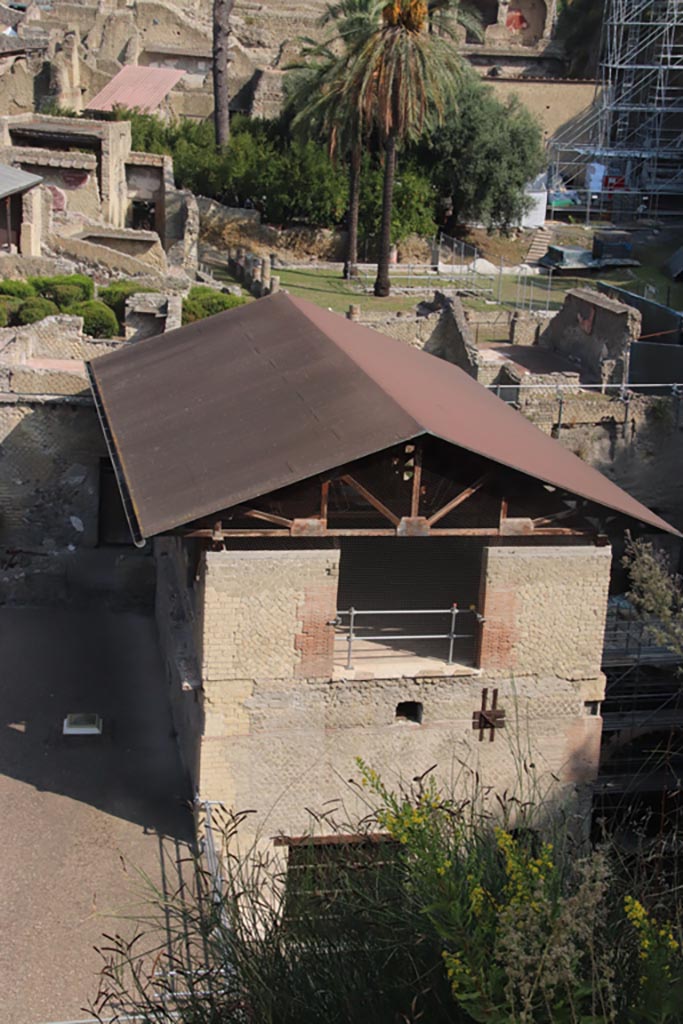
[0,605,193,839]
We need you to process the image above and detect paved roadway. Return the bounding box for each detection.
[0,606,194,1024]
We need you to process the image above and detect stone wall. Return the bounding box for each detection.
[357,296,480,376]
[154,537,203,788]
[124,291,182,341]
[0,398,105,551]
[0,145,101,221]
[539,288,641,387]
[156,537,610,843]
[479,545,611,678]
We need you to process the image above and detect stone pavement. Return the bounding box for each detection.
[0,606,193,1024]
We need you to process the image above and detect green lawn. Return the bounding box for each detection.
[276,268,426,314]
[208,248,683,321]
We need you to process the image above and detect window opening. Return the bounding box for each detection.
[396,701,423,724]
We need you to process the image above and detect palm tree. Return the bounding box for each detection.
[288,0,381,279]
[340,0,479,296]
[213,0,235,148]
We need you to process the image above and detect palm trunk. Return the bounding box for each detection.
[374,132,397,298]
[213,0,234,149]
[344,145,361,280]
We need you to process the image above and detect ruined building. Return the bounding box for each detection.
[87,293,677,850]
[0,111,197,273]
[0,0,595,148]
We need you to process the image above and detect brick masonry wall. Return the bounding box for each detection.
[479,545,612,678]
[191,541,609,842]
[198,668,605,839]
[154,537,203,790]
[201,549,340,682]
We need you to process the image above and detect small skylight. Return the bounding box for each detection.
[63,713,103,736]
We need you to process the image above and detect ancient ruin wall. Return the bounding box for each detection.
[154,540,610,838]
[539,288,641,387]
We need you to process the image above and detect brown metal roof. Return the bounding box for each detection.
[86,66,185,114]
[87,292,679,540]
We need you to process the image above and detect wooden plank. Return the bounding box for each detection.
[341,474,401,526]
[410,443,422,518]
[532,508,577,527]
[426,473,491,527]
[239,507,293,528]
[320,480,330,527]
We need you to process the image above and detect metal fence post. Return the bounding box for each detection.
[346,606,356,670]
[447,604,458,664]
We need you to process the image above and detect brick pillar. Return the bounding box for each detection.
[478,544,611,677]
[201,548,340,682]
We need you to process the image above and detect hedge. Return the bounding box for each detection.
[33,274,94,303]
[71,300,119,338]
[0,279,37,299]
[182,287,246,325]
[15,298,60,325]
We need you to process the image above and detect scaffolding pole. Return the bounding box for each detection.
[550,0,683,210]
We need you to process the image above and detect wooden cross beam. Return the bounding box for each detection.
[472,687,506,742]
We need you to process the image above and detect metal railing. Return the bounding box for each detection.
[333,606,483,670]
[602,615,682,667]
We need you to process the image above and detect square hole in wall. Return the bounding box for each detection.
[63,712,103,736]
[396,701,423,724]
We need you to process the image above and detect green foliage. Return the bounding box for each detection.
[0,279,36,299]
[359,157,437,244]
[98,280,158,330]
[0,297,22,326]
[32,274,94,303]
[15,297,60,325]
[556,0,605,78]
[48,284,85,311]
[181,287,247,325]
[93,764,683,1024]
[427,76,545,232]
[622,538,683,658]
[70,300,119,338]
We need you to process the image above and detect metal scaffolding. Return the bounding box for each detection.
[550,0,683,212]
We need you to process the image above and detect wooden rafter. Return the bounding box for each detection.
[340,474,401,527]
[320,480,330,527]
[239,507,293,529]
[181,524,593,540]
[426,473,491,527]
[532,507,578,528]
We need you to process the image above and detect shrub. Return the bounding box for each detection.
[71,300,119,338]
[32,273,94,303]
[15,297,60,325]
[98,281,157,330]
[48,283,85,311]
[0,279,36,299]
[0,297,22,327]
[182,288,246,325]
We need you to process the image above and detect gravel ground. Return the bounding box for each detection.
[0,606,193,1024]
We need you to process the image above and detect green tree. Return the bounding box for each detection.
[213,0,235,147]
[358,156,437,248]
[427,75,545,232]
[337,0,477,296]
[622,537,683,658]
[288,0,383,278]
